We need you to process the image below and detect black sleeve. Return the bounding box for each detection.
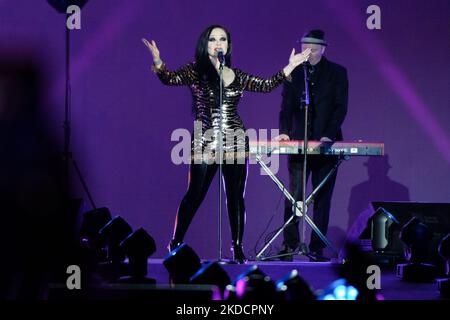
[323,67,348,139]
[279,78,295,136]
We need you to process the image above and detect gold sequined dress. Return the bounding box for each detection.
[154,62,286,161]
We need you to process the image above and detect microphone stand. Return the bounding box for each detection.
[217,59,225,263]
[62,12,96,211]
[299,62,311,256]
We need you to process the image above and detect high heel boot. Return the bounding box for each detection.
[231,243,247,264]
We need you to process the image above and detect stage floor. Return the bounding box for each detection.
[147,258,445,300]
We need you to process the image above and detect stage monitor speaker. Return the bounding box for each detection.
[363,202,450,271]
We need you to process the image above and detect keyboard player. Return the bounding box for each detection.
[274,29,348,262]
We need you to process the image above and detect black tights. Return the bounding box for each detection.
[172,161,248,246]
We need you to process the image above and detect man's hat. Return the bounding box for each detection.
[300,29,328,46]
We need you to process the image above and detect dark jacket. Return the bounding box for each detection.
[279,56,348,141]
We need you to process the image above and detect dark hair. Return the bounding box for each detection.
[195,25,232,82]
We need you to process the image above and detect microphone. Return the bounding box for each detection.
[302,60,312,74]
[302,60,311,66]
[217,49,225,66]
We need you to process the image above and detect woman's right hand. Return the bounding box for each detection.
[142,38,162,67]
[273,134,290,141]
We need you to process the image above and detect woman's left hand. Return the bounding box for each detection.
[289,47,311,68]
[283,48,311,77]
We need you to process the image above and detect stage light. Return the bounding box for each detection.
[223,265,267,300]
[117,228,156,283]
[400,217,432,262]
[370,207,400,252]
[99,216,133,263]
[317,279,359,300]
[97,216,133,281]
[79,207,112,262]
[397,217,437,282]
[163,243,202,284]
[233,273,277,302]
[189,261,231,297]
[275,269,316,301]
[233,265,267,283]
[436,233,450,298]
[346,286,359,299]
[333,283,347,299]
[80,207,112,239]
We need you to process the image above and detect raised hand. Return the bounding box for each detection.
[142,38,162,67]
[288,47,311,68]
[283,47,311,77]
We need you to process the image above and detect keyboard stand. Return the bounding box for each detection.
[253,153,346,261]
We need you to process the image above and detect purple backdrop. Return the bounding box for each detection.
[1,0,449,259]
